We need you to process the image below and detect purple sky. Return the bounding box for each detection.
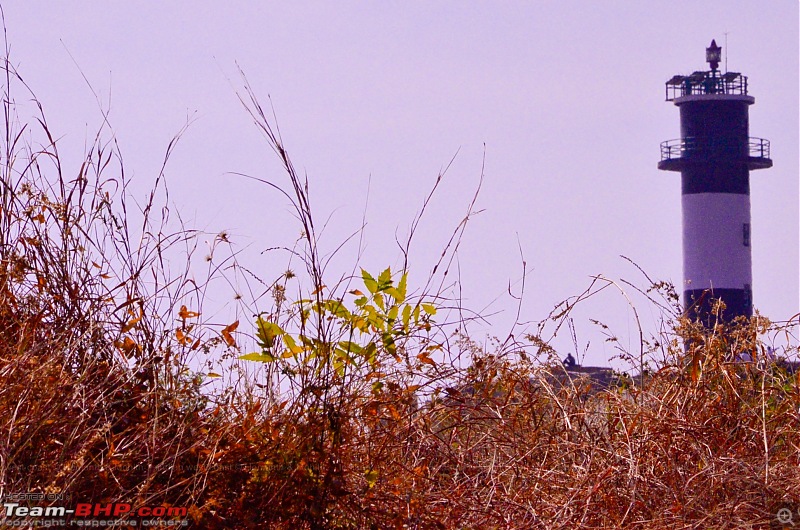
[5,2,798,368]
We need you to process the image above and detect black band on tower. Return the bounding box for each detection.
[684,287,753,323]
[681,163,750,195]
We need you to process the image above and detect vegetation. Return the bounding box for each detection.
[0,48,798,530]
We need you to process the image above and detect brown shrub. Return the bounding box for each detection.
[1,49,798,530]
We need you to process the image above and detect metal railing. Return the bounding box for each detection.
[660,136,770,162]
[747,137,770,160]
[665,71,748,101]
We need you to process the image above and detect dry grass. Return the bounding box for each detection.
[1,45,798,530]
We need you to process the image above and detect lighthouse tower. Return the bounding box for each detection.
[658,40,772,325]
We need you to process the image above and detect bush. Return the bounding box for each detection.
[1,49,798,530]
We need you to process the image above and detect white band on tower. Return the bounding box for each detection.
[682,193,752,291]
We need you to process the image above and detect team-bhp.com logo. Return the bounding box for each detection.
[2,501,189,526]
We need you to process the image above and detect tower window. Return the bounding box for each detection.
[743,223,750,247]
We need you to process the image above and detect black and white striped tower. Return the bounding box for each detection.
[658,40,772,325]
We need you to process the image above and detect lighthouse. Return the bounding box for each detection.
[658,40,772,325]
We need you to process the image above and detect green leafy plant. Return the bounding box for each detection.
[240,267,437,375]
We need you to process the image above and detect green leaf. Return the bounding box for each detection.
[396,273,408,303]
[338,341,362,355]
[387,304,399,324]
[353,316,369,332]
[324,299,351,319]
[421,303,437,316]
[364,342,378,365]
[377,267,393,291]
[256,318,285,348]
[402,304,412,331]
[335,347,358,366]
[333,357,345,377]
[384,286,401,302]
[362,269,378,295]
[283,334,303,354]
[363,305,383,329]
[374,294,385,312]
[353,296,368,307]
[383,332,397,358]
[364,469,379,488]
[239,352,277,363]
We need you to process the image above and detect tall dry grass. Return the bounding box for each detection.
[0,41,798,530]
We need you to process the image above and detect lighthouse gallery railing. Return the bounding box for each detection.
[660,137,770,162]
